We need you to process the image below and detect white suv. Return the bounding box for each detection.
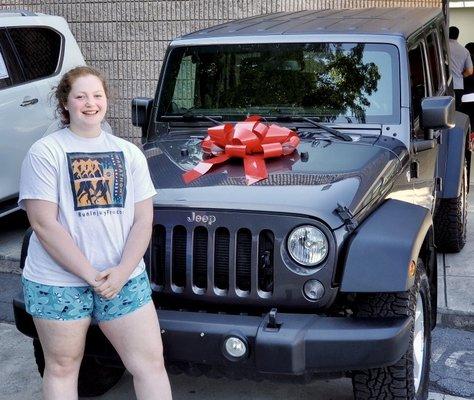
[0,10,85,217]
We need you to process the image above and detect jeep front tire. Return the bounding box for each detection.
[351,262,431,400]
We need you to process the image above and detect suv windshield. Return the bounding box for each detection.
[159,42,400,124]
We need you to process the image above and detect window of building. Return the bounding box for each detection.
[8,27,61,81]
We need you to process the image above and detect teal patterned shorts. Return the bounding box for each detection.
[22,271,152,322]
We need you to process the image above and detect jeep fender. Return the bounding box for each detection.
[437,111,470,199]
[340,199,431,292]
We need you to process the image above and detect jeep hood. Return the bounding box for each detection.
[146,136,406,229]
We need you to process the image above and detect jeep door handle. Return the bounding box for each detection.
[20,98,39,107]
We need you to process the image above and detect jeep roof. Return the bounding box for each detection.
[173,7,442,44]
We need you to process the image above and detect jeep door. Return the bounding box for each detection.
[408,31,443,212]
[0,27,61,203]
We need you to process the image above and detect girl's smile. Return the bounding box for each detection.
[66,74,107,137]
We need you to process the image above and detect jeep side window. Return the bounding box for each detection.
[7,27,61,82]
[426,32,442,94]
[437,24,451,86]
[408,44,427,125]
[0,29,23,90]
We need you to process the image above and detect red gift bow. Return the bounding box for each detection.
[182,115,300,185]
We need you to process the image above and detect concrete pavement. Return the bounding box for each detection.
[436,190,474,330]
[0,211,25,275]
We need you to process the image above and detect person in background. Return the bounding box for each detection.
[448,26,473,108]
[18,66,172,400]
[464,42,474,94]
[462,42,474,131]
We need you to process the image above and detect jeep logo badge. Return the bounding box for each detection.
[187,211,216,226]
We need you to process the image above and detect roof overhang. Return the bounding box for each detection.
[449,1,474,8]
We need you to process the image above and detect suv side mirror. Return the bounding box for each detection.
[421,96,455,130]
[132,97,153,127]
[132,97,153,140]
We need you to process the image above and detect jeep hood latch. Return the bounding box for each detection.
[335,203,358,232]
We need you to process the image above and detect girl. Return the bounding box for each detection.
[19,66,172,400]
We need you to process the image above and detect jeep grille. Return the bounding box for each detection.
[148,209,334,310]
[151,224,274,296]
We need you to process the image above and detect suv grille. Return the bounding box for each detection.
[214,227,230,290]
[152,224,274,296]
[151,225,274,297]
[148,209,334,309]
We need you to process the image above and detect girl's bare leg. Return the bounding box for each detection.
[34,317,90,400]
[99,302,172,400]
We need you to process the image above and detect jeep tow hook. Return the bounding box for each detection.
[265,308,281,332]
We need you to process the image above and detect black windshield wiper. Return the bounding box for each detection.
[271,115,352,142]
[302,117,352,141]
[182,112,222,125]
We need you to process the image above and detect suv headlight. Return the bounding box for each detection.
[287,225,328,266]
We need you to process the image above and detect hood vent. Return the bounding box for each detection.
[193,173,349,187]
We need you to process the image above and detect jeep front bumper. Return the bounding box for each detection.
[13,297,411,374]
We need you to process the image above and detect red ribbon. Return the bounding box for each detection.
[182,116,300,185]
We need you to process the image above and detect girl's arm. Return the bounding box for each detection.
[94,197,153,299]
[25,199,100,286]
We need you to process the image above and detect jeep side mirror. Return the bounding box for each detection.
[421,96,455,130]
[132,97,153,140]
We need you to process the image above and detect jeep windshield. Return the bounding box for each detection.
[158,42,400,124]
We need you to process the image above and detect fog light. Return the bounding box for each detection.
[224,336,247,358]
[303,279,325,300]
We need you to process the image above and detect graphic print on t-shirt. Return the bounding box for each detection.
[67,152,127,211]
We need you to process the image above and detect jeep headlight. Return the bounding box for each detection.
[287,225,328,266]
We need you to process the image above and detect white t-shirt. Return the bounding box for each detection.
[18,128,157,286]
[449,39,474,90]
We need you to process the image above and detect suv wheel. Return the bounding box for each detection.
[434,160,468,252]
[351,262,431,400]
[33,338,124,397]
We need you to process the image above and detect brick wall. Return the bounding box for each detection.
[1,0,441,140]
